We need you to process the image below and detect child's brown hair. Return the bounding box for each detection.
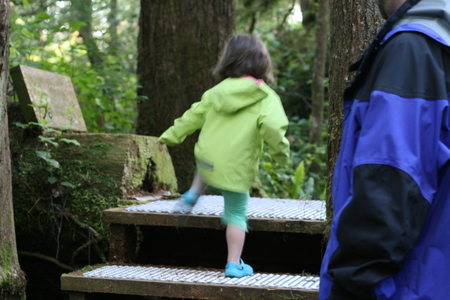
[213,34,274,84]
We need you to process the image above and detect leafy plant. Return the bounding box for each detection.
[258,117,327,200]
[237,2,328,200]
[14,91,80,187]
[10,0,139,134]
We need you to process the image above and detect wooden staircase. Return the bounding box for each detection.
[61,196,325,299]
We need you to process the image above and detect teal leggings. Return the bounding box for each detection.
[221,190,249,232]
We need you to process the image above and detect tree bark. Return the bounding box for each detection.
[107,0,120,57]
[309,0,329,147]
[300,0,316,28]
[0,0,27,298]
[326,0,382,230]
[71,0,105,69]
[308,0,329,179]
[59,133,178,197]
[135,0,235,191]
[70,0,107,131]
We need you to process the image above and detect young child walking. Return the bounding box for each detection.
[157,34,290,278]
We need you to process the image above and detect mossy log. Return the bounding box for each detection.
[59,133,178,198]
[8,101,179,268]
[10,132,178,269]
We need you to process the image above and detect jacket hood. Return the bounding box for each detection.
[395,0,450,46]
[211,77,268,114]
[343,0,450,101]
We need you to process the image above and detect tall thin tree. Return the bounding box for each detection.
[0,0,27,298]
[107,0,120,57]
[71,0,104,68]
[300,0,316,28]
[135,0,235,191]
[309,0,329,147]
[70,0,107,131]
[326,0,382,227]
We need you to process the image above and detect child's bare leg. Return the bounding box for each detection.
[191,171,204,191]
[226,223,246,264]
[183,171,204,202]
[222,190,252,277]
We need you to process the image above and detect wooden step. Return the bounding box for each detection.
[103,196,326,234]
[61,264,319,300]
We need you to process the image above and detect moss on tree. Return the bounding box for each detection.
[8,102,178,269]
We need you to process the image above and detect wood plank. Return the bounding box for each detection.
[61,265,319,300]
[103,207,326,234]
[108,224,137,263]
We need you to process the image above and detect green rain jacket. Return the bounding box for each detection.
[159,77,290,193]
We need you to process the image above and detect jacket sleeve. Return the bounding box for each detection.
[258,93,290,167]
[326,32,450,299]
[159,91,211,146]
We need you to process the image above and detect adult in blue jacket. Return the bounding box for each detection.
[320,0,450,299]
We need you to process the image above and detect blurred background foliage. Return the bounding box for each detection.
[9,0,327,200]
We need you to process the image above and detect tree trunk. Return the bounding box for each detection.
[300,0,316,28]
[59,133,178,197]
[135,0,235,192]
[326,0,382,230]
[309,0,329,147]
[71,0,105,69]
[70,0,106,131]
[0,0,27,298]
[107,0,120,57]
[308,0,329,179]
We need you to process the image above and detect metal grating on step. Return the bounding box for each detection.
[82,265,320,290]
[125,196,326,220]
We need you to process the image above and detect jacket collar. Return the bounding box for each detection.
[392,0,450,46]
[343,0,423,101]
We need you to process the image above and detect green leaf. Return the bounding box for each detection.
[294,161,305,185]
[60,138,81,146]
[305,177,315,197]
[48,177,58,184]
[21,27,34,38]
[60,125,75,131]
[15,122,28,129]
[35,150,51,160]
[39,119,52,126]
[44,127,62,135]
[45,159,60,169]
[36,11,51,21]
[68,21,87,31]
[35,151,60,168]
[61,182,75,188]
[29,121,50,129]
[319,186,327,201]
[96,84,111,90]
[39,136,59,147]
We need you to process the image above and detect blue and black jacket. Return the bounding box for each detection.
[320,0,450,299]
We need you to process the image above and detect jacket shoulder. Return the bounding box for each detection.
[358,31,450,102]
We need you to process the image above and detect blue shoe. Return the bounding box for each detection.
[181,188,200,206]
[224,259,253,278]
[173,188,200,214]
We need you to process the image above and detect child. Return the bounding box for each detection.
[157,34,290,278]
